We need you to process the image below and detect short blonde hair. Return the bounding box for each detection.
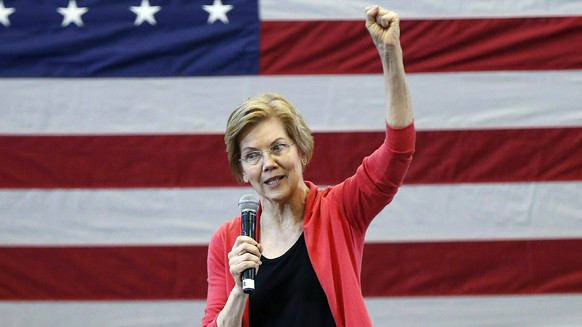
[225,93,314,182]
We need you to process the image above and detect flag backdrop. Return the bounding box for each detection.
[1,0,582,326]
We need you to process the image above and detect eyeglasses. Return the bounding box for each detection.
[240,143,295,166]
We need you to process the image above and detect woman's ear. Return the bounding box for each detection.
[301,152,308,165]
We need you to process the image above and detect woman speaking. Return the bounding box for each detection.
[202,5,415,327]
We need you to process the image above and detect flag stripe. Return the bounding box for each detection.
[1,239,581,300]
[0,301,202,327]
[3,295,582,327]
[364,295,582,327]
[1,127,580,188]
[3,17,582,77]
[2,71,581,134]
[361,240,582,297]
[260,0,582,20]
[2,182,581,245]
[260,17,582,75]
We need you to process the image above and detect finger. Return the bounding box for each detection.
[229,256,261,275]
[235,235,259,246]
[228,243,262,261]
[375,8,400,29]
[365,5,380,24]
[229,261,260,279]
[238,252,262,265]
[230,236,259,255]
[229,251,259,265]
[237,242,262,257]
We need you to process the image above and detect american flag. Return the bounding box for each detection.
[1,0,582,326]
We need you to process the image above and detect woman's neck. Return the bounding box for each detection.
[260,182,309,228]
[258,184,309,258]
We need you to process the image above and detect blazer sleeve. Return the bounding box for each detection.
[201,227,228,327]
[201,218,250,327]
[332,121,415,233]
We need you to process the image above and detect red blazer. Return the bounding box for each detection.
[202,122,415,327]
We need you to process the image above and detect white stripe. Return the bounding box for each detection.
[0,301,199,327]
[260,0,582,20]
[1,182,580,245]
[365,294,582,327]
[1,71,581,134]
[2,295,582,327]
[369,181,582,242]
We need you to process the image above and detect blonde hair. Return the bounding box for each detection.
[224,93,314,182]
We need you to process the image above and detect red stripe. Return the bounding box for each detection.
[1,239,580,300]
[260,17,582,74]
[0,134,236,189]
[1,127,581,188]
[0,246,206,300]
[361,239,582,297]
[410,127,582,184]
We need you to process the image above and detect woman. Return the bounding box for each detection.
[202,5,415,327]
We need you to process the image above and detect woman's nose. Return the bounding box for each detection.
[261,151,277,169]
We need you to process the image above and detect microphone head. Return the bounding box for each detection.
[238,194,259,212]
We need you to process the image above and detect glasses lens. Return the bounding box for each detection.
[243,151,261,165]
[241,143,294,165]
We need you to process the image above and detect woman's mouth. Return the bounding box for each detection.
[264,175,284,186]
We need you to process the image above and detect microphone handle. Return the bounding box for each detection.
[241,210,256,294]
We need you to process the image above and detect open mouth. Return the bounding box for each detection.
[263,175,284,185]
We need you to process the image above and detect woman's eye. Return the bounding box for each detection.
[271,144,284,153]
[246,152,260,160]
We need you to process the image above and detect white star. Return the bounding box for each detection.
[202,0,233,24]
[0,0,16,27]
[130,0,161,26]
[57,0,88,27]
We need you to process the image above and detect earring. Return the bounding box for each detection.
[243,175,248,183]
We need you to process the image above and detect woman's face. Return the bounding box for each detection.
[238,117,305,203]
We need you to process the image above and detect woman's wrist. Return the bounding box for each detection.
[230,284,247,297]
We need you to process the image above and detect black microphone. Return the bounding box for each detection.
[238,194,259,294]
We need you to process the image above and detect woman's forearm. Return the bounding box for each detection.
[216,286,247,327]
[381,46,413,128]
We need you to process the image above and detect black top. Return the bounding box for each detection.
[249,234,336,327]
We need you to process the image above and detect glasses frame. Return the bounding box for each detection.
[239,142,295,166]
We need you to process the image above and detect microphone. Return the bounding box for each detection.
[238,194,259,294]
